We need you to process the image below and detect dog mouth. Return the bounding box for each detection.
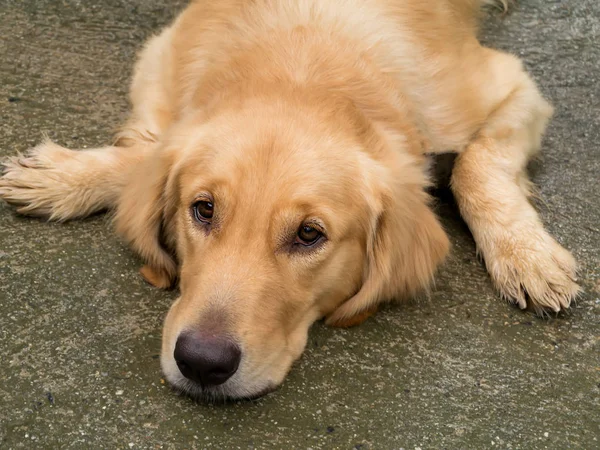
[166,374,277,403]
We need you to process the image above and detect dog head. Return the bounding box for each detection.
[115,93,449,400]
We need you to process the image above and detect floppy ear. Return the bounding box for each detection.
[114,145,179,289]
[326,158,450,327]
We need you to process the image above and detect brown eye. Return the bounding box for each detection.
[192,200,214,223]
[296,224,322,246]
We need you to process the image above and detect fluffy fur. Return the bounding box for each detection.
[0,0,578,400]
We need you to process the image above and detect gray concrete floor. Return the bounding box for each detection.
[1,1,599,448]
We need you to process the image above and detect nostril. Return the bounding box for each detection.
[212,367,233,376]
[175,358,197,382]
[174,358,191,373]
[174,332,241,387]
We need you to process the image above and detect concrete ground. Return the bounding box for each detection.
[0,0,598,448]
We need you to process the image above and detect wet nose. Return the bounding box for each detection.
[174,332,241,387]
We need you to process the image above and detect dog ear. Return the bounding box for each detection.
[114,145,179,289]
[326,154,450,327]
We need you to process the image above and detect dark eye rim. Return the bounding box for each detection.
[295,223,325,247]
[191,198,214,224]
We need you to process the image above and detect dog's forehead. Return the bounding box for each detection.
[178,122,368,206]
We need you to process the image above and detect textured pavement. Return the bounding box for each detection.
[0,1,599,448]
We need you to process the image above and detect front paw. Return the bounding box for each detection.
[484,228,580,315]
[0,141,83,220]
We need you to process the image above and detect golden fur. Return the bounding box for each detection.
[0,0,578,399]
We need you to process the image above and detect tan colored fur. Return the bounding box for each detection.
[0,0,578,399]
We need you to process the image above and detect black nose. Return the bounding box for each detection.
[174,332,241,387]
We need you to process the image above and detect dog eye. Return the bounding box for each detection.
[296,224,322,246]
[192,200,214,223]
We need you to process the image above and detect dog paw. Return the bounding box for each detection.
[0,141,85,220]
[484,229,580,315]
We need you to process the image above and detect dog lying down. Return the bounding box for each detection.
[0,0,579,400]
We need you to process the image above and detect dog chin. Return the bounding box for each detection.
[163,370,277,402]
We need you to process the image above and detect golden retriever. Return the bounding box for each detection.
[0,0,579,400]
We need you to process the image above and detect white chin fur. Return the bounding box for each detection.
[160,354,276,401]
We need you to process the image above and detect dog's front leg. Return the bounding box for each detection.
[450,53,579,314]
[0,141,154,221]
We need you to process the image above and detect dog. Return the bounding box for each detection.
[0,0,579,400]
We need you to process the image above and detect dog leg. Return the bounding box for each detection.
[0,141,152,221]
[451,52,580,314]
